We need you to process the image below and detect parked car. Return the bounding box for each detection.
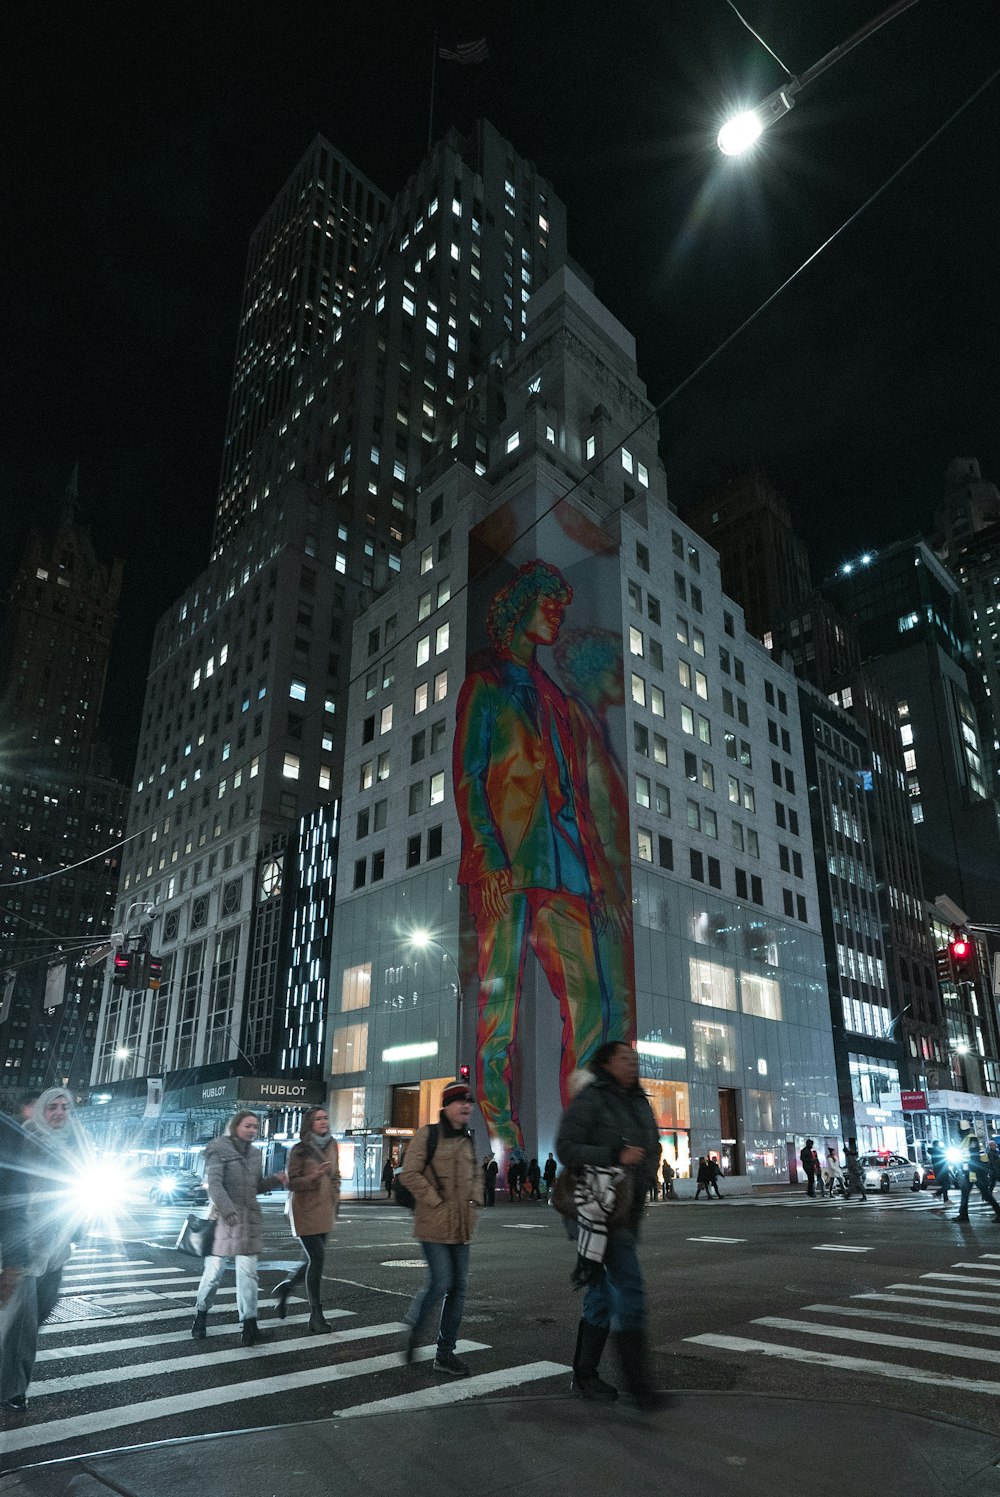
[859,1152,922,1193]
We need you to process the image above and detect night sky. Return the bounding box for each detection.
[5,1,999,777]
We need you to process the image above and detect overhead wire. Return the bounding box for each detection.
[722,0,794,76]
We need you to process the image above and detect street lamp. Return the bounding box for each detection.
[408,929,464,1078]
[717,0,920,154]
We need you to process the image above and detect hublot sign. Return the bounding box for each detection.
[176,1075,325,1111]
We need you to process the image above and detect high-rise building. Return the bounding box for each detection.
[824,539,1000,922]
[0,472,127,1104]
[214,138,389,550]
[90,121,570,1152]
[797,683,908,1152]
[935,457,1000,789]
[686,476,951,1148]
[685,473,811,644]
[327,268,840,1182]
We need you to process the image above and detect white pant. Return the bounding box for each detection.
[194,1254,258,1321]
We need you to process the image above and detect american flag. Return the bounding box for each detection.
[438,36,489,65]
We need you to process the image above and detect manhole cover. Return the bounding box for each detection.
[48,1296,118,1323]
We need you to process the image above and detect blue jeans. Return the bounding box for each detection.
[408,1242,470,1354]
[582,1227,645,1334]
[195,1254,258,1320]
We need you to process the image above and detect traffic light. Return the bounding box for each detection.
[459,1064,471,1085]
[935,946,955,984]
[950,928,979,982]
[112,951,132,988]
[147,954,163,990]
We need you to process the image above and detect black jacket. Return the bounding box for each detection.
[556,1072,659,1216]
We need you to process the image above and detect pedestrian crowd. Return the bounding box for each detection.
[5,1063,996,1420]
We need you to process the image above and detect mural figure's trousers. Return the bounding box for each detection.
[473,888,608,1150]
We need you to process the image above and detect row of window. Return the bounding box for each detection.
[352,824,444,889]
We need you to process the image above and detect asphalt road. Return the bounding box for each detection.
[7,1183,1000,1470]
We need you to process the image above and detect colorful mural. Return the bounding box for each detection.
[453,500,635,1151]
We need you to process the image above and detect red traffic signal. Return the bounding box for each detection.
[112,952,132,987]
[949,929,978,981]
[459,1064,471,1084]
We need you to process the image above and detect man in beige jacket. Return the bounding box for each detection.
[399,1079,483,1376]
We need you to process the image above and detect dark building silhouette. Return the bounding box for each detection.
[0,470,127,1104]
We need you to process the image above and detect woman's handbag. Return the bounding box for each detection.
[175,1212,216,1258]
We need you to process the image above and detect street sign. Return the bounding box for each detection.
[900,1089,928,1112]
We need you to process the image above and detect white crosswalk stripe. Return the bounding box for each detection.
[683,1249,1000,1396]
[14,1259,570,1462]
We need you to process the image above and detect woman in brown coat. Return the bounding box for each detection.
[273,1107,340,1332]
[399,1079,482,1378]
[191,1111,287,1346]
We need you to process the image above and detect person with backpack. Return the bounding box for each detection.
[399,1079,483,1377]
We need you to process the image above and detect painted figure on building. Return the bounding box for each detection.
[554,626,635,1041]
[453,560,632,1151]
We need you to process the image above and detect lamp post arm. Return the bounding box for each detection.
[798,0,920,93]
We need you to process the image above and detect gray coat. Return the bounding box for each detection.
[556,1071,660,1223]
[204,1135,282,1257]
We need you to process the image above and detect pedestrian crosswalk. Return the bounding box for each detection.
[684,1250,1000,1396]
[6,1243,569,1465]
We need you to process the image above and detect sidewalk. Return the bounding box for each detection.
[3,1388,998,1496]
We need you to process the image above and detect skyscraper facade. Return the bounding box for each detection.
[214,138,389,550]
[90,120,570,1150]
[327,269,840,1183]
[0,474,127,1104]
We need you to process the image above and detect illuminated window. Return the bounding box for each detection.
[689,956,737,1010]
[341,963,371,1011]
[414,683,429,714]
[330,1021,368,1075]
[282,753,300,781]
[741,973,782,1021]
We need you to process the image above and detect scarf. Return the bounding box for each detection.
[570,1166,626,1289]
[306,1131,335,1161]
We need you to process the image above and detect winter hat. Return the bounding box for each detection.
[441,1080,473,1107]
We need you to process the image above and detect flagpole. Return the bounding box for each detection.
[427,31,438,155]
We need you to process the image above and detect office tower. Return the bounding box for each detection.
[685,473,811,644]
[327,268,840,1182]
[90,121,569,1152]
[687,477,949,1146]
[935,457,1000,788]
[824,539,1000,917]
[0,472,127,1103]
[214,138,389,549]
[797,684,911,1150]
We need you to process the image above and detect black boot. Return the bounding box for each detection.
[241,1317,264,1347]
[191,1310,207,1340]
[571,1319,617,1402]
[273,1282,292,1320]
[615,1327,673,1411]
[308,1308,331,1333]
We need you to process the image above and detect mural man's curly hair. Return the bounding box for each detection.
[486,560,572,653]
[553,627,622,694]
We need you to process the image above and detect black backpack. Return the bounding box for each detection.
[393,1124,440,1210]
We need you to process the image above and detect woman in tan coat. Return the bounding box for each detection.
[273,1107,340,1332]
[399,1079,482,1377]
